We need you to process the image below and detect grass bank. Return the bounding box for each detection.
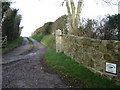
[32,35,55,50]
[2,37,23,54]
[41,35,55,50]
[44,49,120,88]
[31,34,44,42]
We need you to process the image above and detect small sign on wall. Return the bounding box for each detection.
[106,62,116,74]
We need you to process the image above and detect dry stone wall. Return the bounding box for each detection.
[62,35,120,85]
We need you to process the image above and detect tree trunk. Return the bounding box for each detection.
[75,0,82,30]
[66,0,72,34]
[66,0,83,35]
[70,0,75,33]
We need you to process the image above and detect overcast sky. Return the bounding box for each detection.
[10,0,118,37]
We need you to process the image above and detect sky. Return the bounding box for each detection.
[10,0,118,37]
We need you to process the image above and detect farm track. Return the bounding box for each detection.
[2,37,66,88]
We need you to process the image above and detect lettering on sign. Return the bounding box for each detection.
[106,62,116,74]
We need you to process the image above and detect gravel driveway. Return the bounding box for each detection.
[2,37,66,88]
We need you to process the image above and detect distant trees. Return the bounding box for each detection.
[63,0,118,38]
[32,15,67,36]
[42,22,53,35]
[79,19,96,37]
[79,14,120,41]
[32,22,53,35]
[34,0,119,41]
[2,2,22,42]
[105,14,120,40]
[51,15,67,34]
[33,13,119,41]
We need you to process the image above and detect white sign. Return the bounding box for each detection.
[106,62,116,74]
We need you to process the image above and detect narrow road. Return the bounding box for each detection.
[2,37,66,88]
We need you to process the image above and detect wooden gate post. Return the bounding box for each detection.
[56,29,63,52]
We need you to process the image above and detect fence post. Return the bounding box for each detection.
[56,29,63,52]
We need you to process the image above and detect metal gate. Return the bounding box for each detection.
[0,36,7,48]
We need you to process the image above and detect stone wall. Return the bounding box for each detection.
[62,35,120,85]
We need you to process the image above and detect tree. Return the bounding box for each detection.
[2,2,22,42]
[62,0,118,36]
[91,16,118,40]
[33,15,67,36]
[76,15,119,40]
[63,0,83,35]
[99,0,118,6]
[2,8,17,41]
[82,19,96,38]
[2,2,11,18]
[42,22,53,35]
[51,15,67,34]
[106,14,120,40]
[14,14,22,37]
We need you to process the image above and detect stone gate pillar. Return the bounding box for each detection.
[56,29,63,52]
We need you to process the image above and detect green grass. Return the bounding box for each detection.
[31,34,44,42]
[32,35,55,50]
[44,49,120,88]
[41,35,55,50]
[2,37,23,54]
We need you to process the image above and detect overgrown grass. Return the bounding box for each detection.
[32,35,55,50]
[2,37,23,54]
[44,49,120,88]
[41,35,55,50]
[31,34,44,42]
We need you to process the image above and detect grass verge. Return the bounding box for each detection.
[32,35,55,50]
[2,37,23,54]
[44,49,120,88]
[41,35,55,50]
[31,34,44,42]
